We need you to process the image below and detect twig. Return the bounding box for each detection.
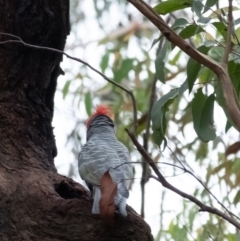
[167,146,240,221]
[159,190,165,239]
[176,215,196,241]
[223,0,233,64]
[126,129,240,230]
[0,32,138,132]
[207,231,214,240]
[118,153,239,222]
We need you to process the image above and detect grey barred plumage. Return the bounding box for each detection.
[78,114,133,216]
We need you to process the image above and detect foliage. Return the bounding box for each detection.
[60,0,240,240]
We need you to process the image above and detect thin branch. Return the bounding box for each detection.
[159,190,165,239]
[207,231,214,241]
[223,0,233,63]
[0,33,21,40]
[113,158,238,220]
[126,129,240,230]
[167,146,240,221]
[0,32,138,132]
[176,215,196,241]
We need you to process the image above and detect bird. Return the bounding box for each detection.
[78,105,133,218]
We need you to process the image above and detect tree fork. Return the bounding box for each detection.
[0,1,152,240]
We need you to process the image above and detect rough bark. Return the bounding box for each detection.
[0,1,153,240]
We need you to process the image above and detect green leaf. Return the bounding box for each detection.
[192,88,206,133]
[203,40,216,47]
[199,67,215,83]
[188,208,196,230]
[234,17,240,26]
[225,120,232,133]
[212,22,227,40]
[233,190,240,205]
[203,0,218,13]
[232,27,240,45]
[171,18,189,29]
[151,88,179,146]
[152,118,167,147]
[192,89,216,142]
[187,45,210,92]
[232,158,240,172]
[149,36,162,51]
[169,49,181,65]
[62,80,71,99]
[199,94,216,142]
[192,1,203,17]
[215,84,238,131]
[84,92,92,116]
[179,24,204,39]
[154,0,193,15]
[209,46,225,61]
[187,58,201,93]
[197,16,212,24]
[100,52,110,73]
[179,79,188,96]
[113,58,134,83]
[155,41,169,83]
[228,60,240,98]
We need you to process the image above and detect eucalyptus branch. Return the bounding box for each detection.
[223,0,233,63]
[0,32,137,132]
[113,158,237,221]
[126,129,240,230]
[126,0,240,132]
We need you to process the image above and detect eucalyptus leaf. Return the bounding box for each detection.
[187,45,210,92]
[179,25,204,39]
[149,36,162,51]
[212,22,227,40]
[203,0,218,13]
[233,190,240,205]
[151,88,180,146]
[192,88,206,135]
[113,58,134,83]
[234,17,240,26]
[154,0,193,15]
[62,80,71,99]
[84,92,92,116]
[197,16,212,23]
[192,89,216,142]
[155,41,169,83]
[192,1,203,17]
[171,18,189,29]
[199,94,216,142]
[100,52,110,73]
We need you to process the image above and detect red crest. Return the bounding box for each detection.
[87,105,113,129]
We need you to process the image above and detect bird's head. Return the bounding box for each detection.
[87,105,114,131]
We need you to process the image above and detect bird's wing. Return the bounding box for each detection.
[78,139,131,186]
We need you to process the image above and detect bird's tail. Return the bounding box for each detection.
[91,175,129,217]
[114,182,129,216]
[92,186,101,214]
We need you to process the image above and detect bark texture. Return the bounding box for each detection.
[0,1,153,240]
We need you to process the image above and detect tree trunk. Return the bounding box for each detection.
[0,1,153,240]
